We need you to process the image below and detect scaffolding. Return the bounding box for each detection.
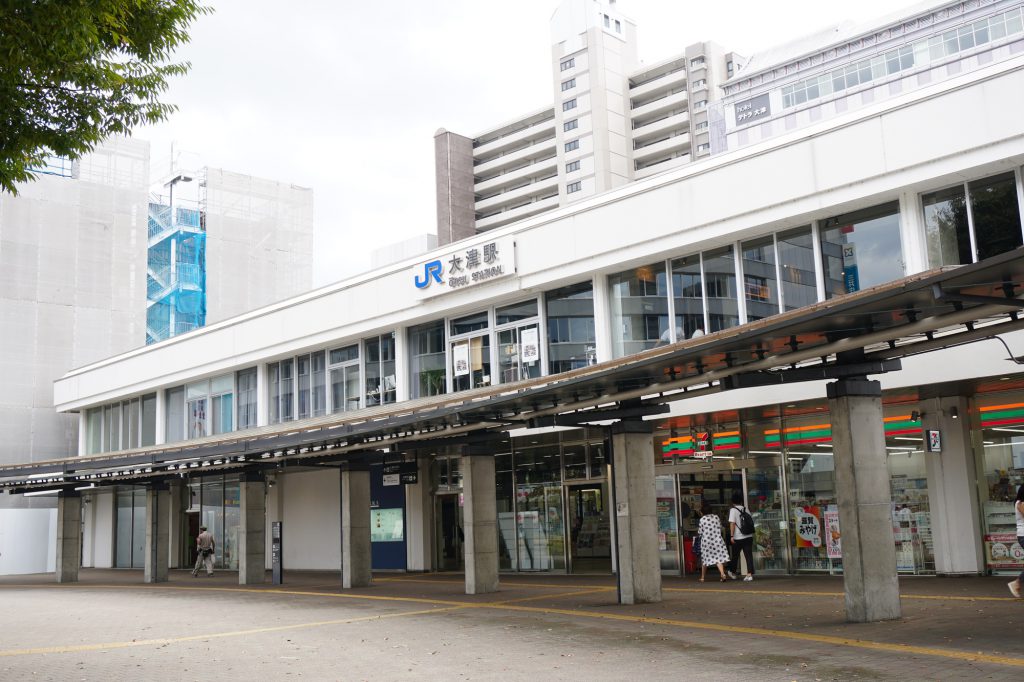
[146,184,207,344]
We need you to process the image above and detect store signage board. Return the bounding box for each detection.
[734,92,771,127]
[383,462,418,486]
[412,235,516,299]
[925,429,941,452]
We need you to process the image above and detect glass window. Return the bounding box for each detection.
[741,236,780,321]
[365,335,398,407]
[312,351,327,417]
[820,202,902,298]
[188,396,207,439]
[280,359,294,421]
[105,404,120,452]
[166,386,185,443]
[703,247,740,333]
[496,299,537,325]
[546,281,596,374]
[409,320,447,399]
[297,355,311,420]
[497,324,542,383]
[141,393,156,446]
[609,261,668,358]
[127,399,139,449]
[777,227,818,311]
[977,393,1024,575]
[450,311,488,336]
[212,393,232,435]
[86,407,103,454]
[923,184,970,267]
[235,368,257,431]
[670,254,705,341]
[970,172,1022,261]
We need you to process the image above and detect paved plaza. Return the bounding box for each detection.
[1,570,1022,680]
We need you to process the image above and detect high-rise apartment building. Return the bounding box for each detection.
[434,0,742,244]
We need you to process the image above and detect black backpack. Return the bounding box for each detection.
[737,506,755,535]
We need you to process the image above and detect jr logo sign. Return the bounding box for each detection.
[414,260,443,289]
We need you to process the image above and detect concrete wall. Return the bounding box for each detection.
[279,469,341,570]
[0,508,56,574]
[54,56,1024,414]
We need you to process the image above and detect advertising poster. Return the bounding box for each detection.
[795,506,822,548]
[824,507,842,559]
[370,508,404,542]
[453,342,469,377]
[520,327,539,364]
[985,533,1024,570]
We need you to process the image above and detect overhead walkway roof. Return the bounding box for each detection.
[5,248,1024,494]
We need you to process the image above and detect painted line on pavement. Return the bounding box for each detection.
[0,605,465,658]
[664,586,1019,602]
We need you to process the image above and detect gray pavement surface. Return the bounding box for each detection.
[0,569,1022,681]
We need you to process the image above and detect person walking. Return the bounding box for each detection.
[726,491,756,582]
[697,502,729,582]
[191,525,215,577]
[1008,484,1024,598]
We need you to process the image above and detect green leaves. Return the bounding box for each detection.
[0,0,211,194]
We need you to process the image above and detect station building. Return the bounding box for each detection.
[4,0,1024,620]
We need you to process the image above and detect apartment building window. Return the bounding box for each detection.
[695,121,709,130]
[615,19,621,33]
[561,78,576,91]
[563,119,578,132]
[565,139,579,152]
[690,56,705,68]
[727,61,734,76]
[562,98,577,112]
[566,160,580,173]
[697,143,710,153]
[604,14,610,28]
[694,100,707,110]
[693,78,707,89]
[560,57,575,71]
[567,181,582,194]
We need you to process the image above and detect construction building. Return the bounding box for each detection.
[0,142,314,574]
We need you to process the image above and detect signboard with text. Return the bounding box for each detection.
[734,92,771,127]
[413,235,516,299]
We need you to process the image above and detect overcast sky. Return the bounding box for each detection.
[137,0,932,287]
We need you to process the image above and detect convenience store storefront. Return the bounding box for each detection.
[648,382,1024,579]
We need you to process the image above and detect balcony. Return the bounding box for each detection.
[632,110,690,146]
[632,133,690,165]
[475,156,558,195]
[628,68,687,101]
[474,137,557,177]
[475,175,559,213]
[475,195,560,232]
[630,91,688,128]
[474,116,557,160]
[635,154,691,179]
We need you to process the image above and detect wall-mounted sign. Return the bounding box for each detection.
[413,235,516,298]
[383,461,419,486]
[453,342,470,377]
[926,429,941,453]
[734,92,771,127]
[842,242,860,293]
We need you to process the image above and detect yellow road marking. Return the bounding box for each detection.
[0,605,464,658]
[493,587,615,605]
[664,586,1018,602]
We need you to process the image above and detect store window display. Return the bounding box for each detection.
[976,394,1024,575]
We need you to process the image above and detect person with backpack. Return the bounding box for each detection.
[726,491,756,582]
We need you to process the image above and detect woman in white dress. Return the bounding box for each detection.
[1008,484,1024,598]
[697,502,729,582]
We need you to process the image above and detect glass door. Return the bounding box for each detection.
[566,483,612,574]
[515,483,565,571]
[435,493,464,572]
[744,459,788,573]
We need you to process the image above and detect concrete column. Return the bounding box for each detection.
[610,421,661,604]
[168,480,183,569]
[144,484,170,583]
[463,450,499,594]
[78,411,88,456]
[55,490,82,583]
[592,273,613,363]
[405,456,434,572]
[239,476,267,585]
[155,389,167,445]
[898,190,929,274]
[341,467,371,588]
[828,378,901,622]
[923,396,985,575]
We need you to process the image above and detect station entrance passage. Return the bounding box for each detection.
[5,250,1024,624]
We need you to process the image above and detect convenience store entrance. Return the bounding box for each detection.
[566,483,612,574]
